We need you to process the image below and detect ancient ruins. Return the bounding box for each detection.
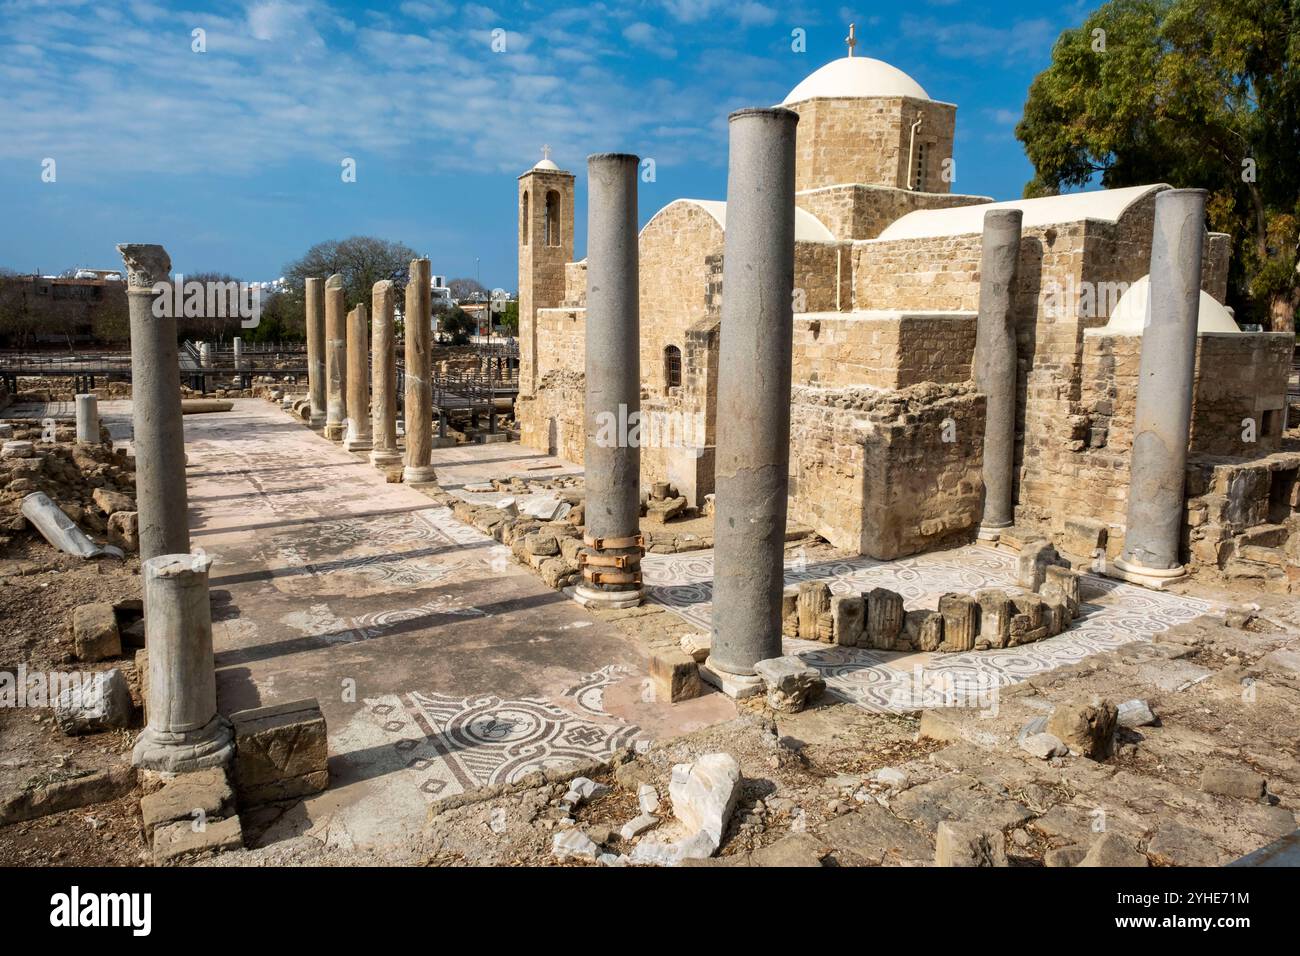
[1,35,1297,879]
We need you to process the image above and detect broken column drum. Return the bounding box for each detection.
[403,258,438,483]
[973,208,1022,539]
[75,393,99,444]
[117,243,190,561]
[705,108,800,696]
[323,273,348,442]
[1114,188,1208,585]
[305,277,327,428]
[575,153,644,610]
[369,280,402,468]
[132,552,234,772]
[343,303,373,452]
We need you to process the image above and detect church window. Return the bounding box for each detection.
[521,191,529,245]
[545,190,561,246]
[913,143,928,191]
[664,345,682,389]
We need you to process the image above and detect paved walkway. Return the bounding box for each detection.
[178,400,731,854]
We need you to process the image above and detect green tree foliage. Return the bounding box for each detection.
[281,236,421,314]
[1016,0,1300,330]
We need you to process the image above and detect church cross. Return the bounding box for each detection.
[541,144,552,161]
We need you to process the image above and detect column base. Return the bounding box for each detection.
[343,438,373,453]
[976,525,1008,543]
[1106,557,1186,591]
[132,715,234,773]
[309,414,326,429]
[699,657,765,700]
[477,433,509,444]
[369,448,403,468]
[572,585,643,610]
[323,423,344,442]
[430,436,459,449]
[403,464,439,484]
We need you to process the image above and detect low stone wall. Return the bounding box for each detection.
[789,381,985,558]
[793,311,975,389]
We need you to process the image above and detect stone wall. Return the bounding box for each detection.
[792,311,975,389]
[518,307,584,458]
[796,183,991,241]
[786,97,956,193]
[517,168,575,397]
[789,382,985,558]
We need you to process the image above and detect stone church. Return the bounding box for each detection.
[515,49,1292,568]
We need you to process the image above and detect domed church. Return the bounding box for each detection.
[514,34,1292,573]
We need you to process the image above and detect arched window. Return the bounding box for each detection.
[521,191,529,245]
[545,190,561,246]
[664,345,682,389]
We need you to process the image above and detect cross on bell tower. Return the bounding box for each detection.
[541,144,551,162]
[845,22,856,57]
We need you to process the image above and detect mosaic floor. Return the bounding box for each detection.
[642,544,1218,712]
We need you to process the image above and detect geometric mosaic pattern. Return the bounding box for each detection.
[643,543,1218,712]
[362,666,646,800]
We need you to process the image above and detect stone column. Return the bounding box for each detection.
[403,258,437,482]
[324,273,348,441]
[973,208,1023,540]
[305,277,327,428]
[1113,188,1207,587]
[343,304,373,452]
[75,393,99,445]
[704,108,799,697]
[232,336,243,369]
[117,244,189,561]
[199,342,211,368]
[575,153,643,610]
[131,553,233,772]
[369,280,402,467]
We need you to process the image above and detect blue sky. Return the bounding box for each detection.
[0,0,1092,289]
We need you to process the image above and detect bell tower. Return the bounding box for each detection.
[518,146,575,397]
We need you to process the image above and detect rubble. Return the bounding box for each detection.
[54,669,132,735]
[753,656,826,713]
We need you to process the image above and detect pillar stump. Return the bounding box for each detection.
[973,208,1023,541]
[75,393,99,445]
[704,108,799,698]
[1111,188,1208,588]
[305,277,327,428]
[323,273,348,442]
[575,153,643,610]
[369,280,402,467]
[403,258,437,483]
[117,244,189,561]
[131,553,233,772]
[233,336,243,370]
[343,304,373,452]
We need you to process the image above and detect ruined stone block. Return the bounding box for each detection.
[231,698,330,807]
[781,591,799,637]
[523,532,560,557]
[1040,565,1081,617]
[903,608,944,652]
[815,611,834,642]
[650,647,702,703]
[972,590,1011,650]
[152,815,244,864]
[71,603,121,662]
[754,656,825,713]
[1045,696,1116,760]
[1062,516,1107,557]
[937,593,977,652]
[864,587,904,650]
[935,820,1007,867]
[140,767,235,837]
[797,581,831,640]
[1018,539,1065,591]
[830,593,865,647]
[1041,596,1070,636]
[107,510,139,553]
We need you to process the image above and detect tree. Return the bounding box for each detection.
[448,277,488,302]
[282,236,421,314]
[498,299,519,334]
[439,305,475,345]
[1016,0,1300,330]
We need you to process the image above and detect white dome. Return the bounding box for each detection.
[782,56,931,105]
[1102,275,1240,334]
[533,158,559,171]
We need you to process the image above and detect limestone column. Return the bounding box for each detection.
[324,273,348,441]
[117,244,189,560]
[1114,188,1207,586]
[973,208,1023,540]
[704,108,799,697]
[403,258,437,482]
[232,336,243,369]
[575,153,643,610]
[75,393,99,445]
[131,553,233,772]
[369,280,402,467]
[343,304,373,452]
[305,277,327,428]
[199,342,211,368]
